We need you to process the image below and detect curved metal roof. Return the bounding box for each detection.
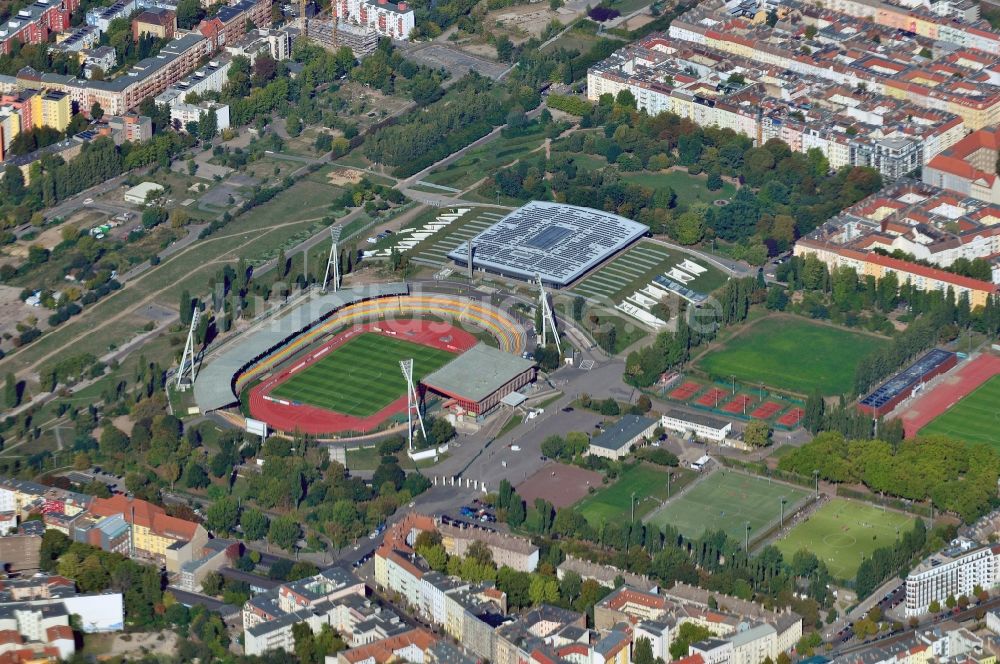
[193,283,409,413]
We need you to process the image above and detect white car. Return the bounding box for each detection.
[83,198,94,205]
[511,445,521,452]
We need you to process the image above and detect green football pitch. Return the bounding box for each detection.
[575,465,691,527]
[646,470,811,542]
[775,498,918,580]
[269,332,456,417]
[919,375,1000,448]
[695,316,889,395]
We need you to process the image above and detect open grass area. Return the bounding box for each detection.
[775,498,918,580]
[695,315,889,396]
[919,374,1000,448]
[573,241,727,302]
[646,470,811,542]
[622,170,737,209]
[575,464,693,526]
[425,127,548,190]
[270,332,456,417]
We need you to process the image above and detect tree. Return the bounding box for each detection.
[206,497,239,534]
[929,599,941,613]
[670,623,714,659]
[572,296,585,321]
[4,373,19,408]
[198,109,218,141]
[240,507,269,541]
[495,36,514,62]
[90,102,104,121]
[743,420,772,447]
[269,515,301,550]
[616,89,637,109]
[634,637,654,664]
[99,424,129,455]
[508,493,526,528]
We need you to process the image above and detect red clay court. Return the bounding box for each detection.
[696,387,728,407]
[247,319,477,436]
[898,353,1000,437]
[723,395,752,414]
[777,407,804,427]
[669,381,701,400]
[751,401,783,419]
[517,463,603,509]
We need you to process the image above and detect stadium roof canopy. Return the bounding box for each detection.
[858,348,955,411]
[446,201,649,287]
[193,283,409,413]
[422,343,536,404]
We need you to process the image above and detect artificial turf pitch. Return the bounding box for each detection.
[695,316,889,395]
[646,471,811,543]
[774,498,917,580]
[918,374,1000,448]
[269,332,456,417]
[575,465,684,527]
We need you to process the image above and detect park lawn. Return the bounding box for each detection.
[425,128,547,190]
[270,332,456,417]
[775,498,918,580]
[622,170,736,209]
[576,464,690,527]
[918,375,1000,448]
[646,470,811,542]
[695,316,889,396]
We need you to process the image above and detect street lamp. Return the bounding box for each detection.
[731,375,736,394]
[780,497,787,528]
[631,491,637,524]
[813,469,820,496]
[667,472,672,499]
[745,522,751,552]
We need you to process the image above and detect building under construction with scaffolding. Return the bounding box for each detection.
[304,15,378,56]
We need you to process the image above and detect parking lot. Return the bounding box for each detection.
[402,44,510,81]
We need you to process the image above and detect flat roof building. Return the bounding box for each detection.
[447,201,649,287]
[588,414,658,460]
[421,343,536,416]
[661,409,732,442]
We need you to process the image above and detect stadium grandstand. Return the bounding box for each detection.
[858,348,957,417]
[192,284,527,418]
[447,201,649,287]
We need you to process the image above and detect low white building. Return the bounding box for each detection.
[170,101,230,133]
[661,409,732,443]
[123,181,164,204]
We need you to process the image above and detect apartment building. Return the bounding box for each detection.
[0,0,80,55]
[88,494,207,570]
[924,128,1000,206]
[132,8,176,41]
[197,0,272,50]
[905,542,1000,617]
[340,0,414,39]
[337,628,437,664]
[225,27,292,63]
[438,522,539,572]
[31,90,71,132]
[557,556,659,593]
[243,570,403,657]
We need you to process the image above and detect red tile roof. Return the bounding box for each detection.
[89,495,199,541]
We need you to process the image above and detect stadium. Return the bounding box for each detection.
[193,284,532,436]
[857,348,956,417]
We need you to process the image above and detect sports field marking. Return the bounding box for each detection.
[918,374,1000,448]
[576,464,687,526]
[774,498,917,580]
[269,332,456,417]
[646,470,811,543]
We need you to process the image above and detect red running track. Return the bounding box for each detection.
[898,353,1000,438]
[247,319,477,436]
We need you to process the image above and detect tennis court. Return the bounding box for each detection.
[646,470,812,542]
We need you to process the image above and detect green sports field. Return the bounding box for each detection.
[696,316,889,395]
[918,375,1000,448]
[646,471,811,542]
[575,465,691,527]
[775,498,918,580]
[269,333,456,417]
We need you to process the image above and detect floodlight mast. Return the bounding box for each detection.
[323,225,343,293]
[536,273,561,357]
[399,359,427,453]
[176,306,201,389]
